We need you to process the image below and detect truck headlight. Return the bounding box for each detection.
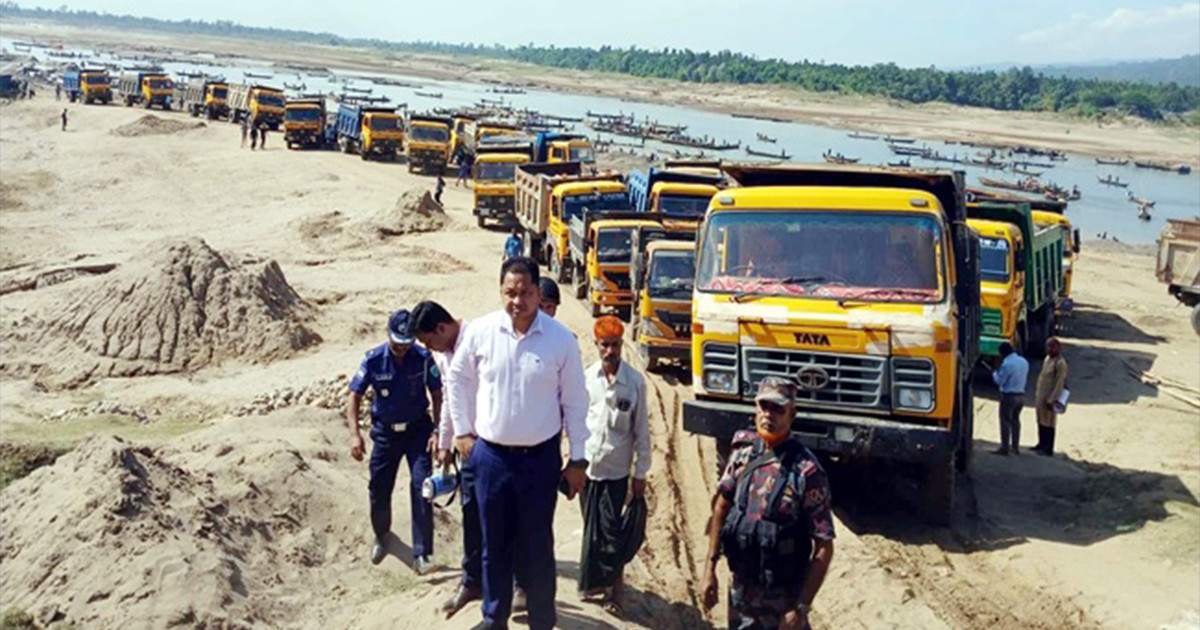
[896,387,933,411]
[704,370,736,393]
[592,278,607,292]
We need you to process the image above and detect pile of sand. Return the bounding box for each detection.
[111,114,206,138]
[25,238,321,389]
[361,189,446,238]
[0,409,367,628]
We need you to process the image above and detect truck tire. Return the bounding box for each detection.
[573,266,586,300]
[361,150,369,161]
[922,458,955,526]
[476,216,485,228]
[1192,304,1200,336]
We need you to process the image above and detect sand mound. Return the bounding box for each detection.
[0,410,366,628]
[26,238,320,389]
[111,114,206,138]
[361,189,446,238]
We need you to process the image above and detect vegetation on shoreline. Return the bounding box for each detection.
[2,2,1198,123]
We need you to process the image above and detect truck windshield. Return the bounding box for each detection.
[659,194,711,218]
[83,75,108,85]
[569,146,596,163]
[596,229,634,263]
[649,250,695,299]
[561,192,631,224]
[369,116,399,131]
[696,210,944,302]
[475,162,518,181]
[257,93,284,108]
[211,87,228,99]
[410,126,449,142]
[286,108,322,122]
[148,79,172,90]
[979,237,1011,283]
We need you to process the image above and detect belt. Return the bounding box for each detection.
[1000,392,1025,398]
[372,416,430,433]
[480,434,560,455]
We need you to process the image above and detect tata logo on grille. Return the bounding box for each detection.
[794,332,831,346]
[794,366,831,392]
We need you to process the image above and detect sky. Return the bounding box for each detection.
[15,0,1200,68]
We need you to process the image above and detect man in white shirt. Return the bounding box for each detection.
[448,257,590,630]
[411,301,481,618]
[579,316,650,614]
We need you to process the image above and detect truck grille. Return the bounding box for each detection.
[742,348,886,408]
[604,272,630,290]
[982,308,1004,336]
[654,309,692,339]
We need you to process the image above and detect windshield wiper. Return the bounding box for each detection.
[837,287,933,306]
[730,276,824,303]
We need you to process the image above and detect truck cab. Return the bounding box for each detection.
[79,70,111,104]
[631,238,696,369]
[535,132,595,164]
[121,72,173,109]
[202,82,229,119]
[249,86,285,129]
[970,218,1027,358]
[406,115,452,174]
[569,214,661,318]
[547,179,630,282]
[473,137,533,228]
[684,164,980,523]
[649,181,719,232]
[284,99,326,149]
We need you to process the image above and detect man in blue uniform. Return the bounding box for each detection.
[346,309,442,573]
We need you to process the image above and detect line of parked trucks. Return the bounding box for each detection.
[64,67,1105,523]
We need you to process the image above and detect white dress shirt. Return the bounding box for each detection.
[448,309,590,460]
[584,359,651,481]
[431,320,470,451]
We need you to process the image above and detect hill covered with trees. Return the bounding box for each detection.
[2,2,1197,123]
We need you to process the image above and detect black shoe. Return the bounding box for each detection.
[1013,447,1021,455]
[1036,448,1053,457]
[370,539,387,565]
[992,447,1010,456]
[441,584,482,618]
[513,587,527,613]
[414,555,437,576]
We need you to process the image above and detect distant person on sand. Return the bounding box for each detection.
[992,341,1029,456]
[1034,337,1069,456]
[258,124,268,150]
[504,228,522,262]
[346,309,441,574]
[60,108,68,132]
[250,120,259,150]
[456,152,473,187]
[241,117,250,148]
[55,83,61,100]
[435,174,446,205]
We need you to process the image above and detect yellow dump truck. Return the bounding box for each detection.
[627,166,723,233]
[450,113,477,161]
[62,69,112,104]
[180,80,229,120]
[227,84,285,129]
[467,121,523,158]
[406,114,452,174]
[473,135,533,228]
[283,98,327,149]
[1031,210,1080,308]
[335,104,404,161]
[1156,218,1200,334]
[567,212,659,318]
[683,164,981,523]
[630,233,696,368]
[118,71,173,109]
[514,162,627,282]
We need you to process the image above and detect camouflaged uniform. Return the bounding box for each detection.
[718,430,835,630]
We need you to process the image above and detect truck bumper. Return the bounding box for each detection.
[683,398,953,465]
[474,197,515,221]
[642,341,690,365]
[285,130,322,147]
[593,291,633,307]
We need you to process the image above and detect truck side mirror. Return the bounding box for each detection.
[1014,251,1026,273]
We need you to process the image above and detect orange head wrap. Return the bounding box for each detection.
[593,315,624,339]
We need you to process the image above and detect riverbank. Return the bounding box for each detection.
[4,18,1199,167]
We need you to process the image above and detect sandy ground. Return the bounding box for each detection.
[0,91,1198,630]
[3,19,1199,168]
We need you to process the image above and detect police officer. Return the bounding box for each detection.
[346,309,442,573]
[702,377,836,630]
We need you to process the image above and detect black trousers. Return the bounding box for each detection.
[579,477,629,593]
[460,459,483,589]
[998,393,1024,451]
[1036,425,1057,454]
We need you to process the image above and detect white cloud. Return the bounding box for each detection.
[1018,3,1200,62]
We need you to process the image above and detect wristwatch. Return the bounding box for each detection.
[795,602,811,616]
[567,458,589,470]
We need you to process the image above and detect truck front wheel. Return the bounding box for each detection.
[922,459,955,526]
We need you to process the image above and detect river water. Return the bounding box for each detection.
[6,36,1198,245]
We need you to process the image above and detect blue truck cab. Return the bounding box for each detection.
[335,103,404,161]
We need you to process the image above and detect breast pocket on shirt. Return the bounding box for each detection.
[375,372,395,398]
[607,388,633,433]
[518,351,549,378]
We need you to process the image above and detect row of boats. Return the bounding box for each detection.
[1095,157,1191,175]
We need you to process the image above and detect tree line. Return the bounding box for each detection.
[3,3,1197,122]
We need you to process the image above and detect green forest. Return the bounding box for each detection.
[3,2,1198,123]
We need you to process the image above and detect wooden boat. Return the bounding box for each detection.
[756,133,777,144]
[1127,192,1156,208]
[822,150,859,165]
[888,144,927,156]
[1134,159,1191,175]
[1011,166,1043,177]
[1095,157,1129,166]
[884,135,915,144]
[746,146,790,160]
[283,82,306,91]
[1096,175,1128,188]
[491,86,526,94]
[848,132,879,140]
[343,85,373,94]
[979,176,1038,192]
[888,159,912,167]
[244,72,273,79]
[415,91,443,98]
